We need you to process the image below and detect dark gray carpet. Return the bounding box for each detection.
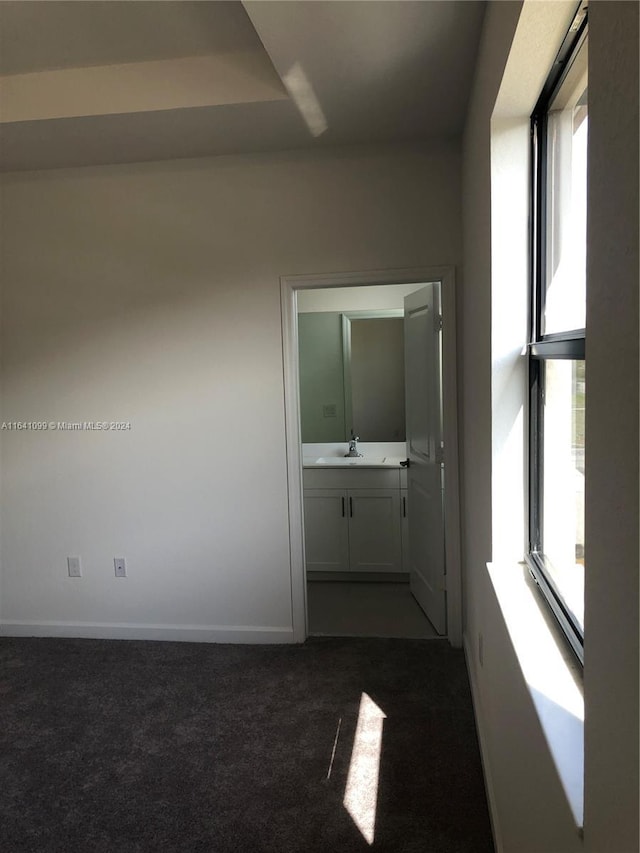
[0,637,494,853]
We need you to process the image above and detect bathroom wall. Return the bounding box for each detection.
[298,312,347,443]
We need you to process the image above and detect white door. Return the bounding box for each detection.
[404,284,446,634]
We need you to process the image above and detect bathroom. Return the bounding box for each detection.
[296,281,447,640]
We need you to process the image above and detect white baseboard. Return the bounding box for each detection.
[0,620,295,644]
[463,632,503,853]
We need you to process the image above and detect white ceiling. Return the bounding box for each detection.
[0,0,486,172]
[0,2,264,74]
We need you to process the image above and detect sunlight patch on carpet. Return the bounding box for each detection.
[343,692,386,845]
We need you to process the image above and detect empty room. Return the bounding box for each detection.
[0,2,637,852]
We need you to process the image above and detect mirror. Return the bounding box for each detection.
[298,310,405,442]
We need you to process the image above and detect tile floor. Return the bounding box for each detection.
[307,580,441,639]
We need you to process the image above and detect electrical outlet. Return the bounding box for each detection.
[114,557,127,578]
[67,556,82,578]
[478,632,484,668]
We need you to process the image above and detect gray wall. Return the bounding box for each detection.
[583,2,639,847]
[298,312,346,443]
[0,142,461,639]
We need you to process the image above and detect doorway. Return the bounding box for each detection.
[281,267,462,646]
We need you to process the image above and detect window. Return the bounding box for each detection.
[529,8,588,664]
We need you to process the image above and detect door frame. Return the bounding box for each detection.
[281,266,462,646]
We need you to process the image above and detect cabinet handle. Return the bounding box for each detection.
[349,497,353,517]
[341,496,345,517]
[403,496,407,517]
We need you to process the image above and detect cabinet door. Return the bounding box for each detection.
[348,489,402,573]
[400,488,409,573]
[303,489,349,572]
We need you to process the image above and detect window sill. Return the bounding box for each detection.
[487,561,584,831]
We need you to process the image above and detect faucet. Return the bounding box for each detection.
[344,430,363,458]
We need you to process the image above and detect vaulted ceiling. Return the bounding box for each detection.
[0,1,486,171]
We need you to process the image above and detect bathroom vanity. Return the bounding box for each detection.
[302,454,408,576]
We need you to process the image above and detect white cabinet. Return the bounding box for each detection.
[303,489,349,572]
[348,489,401,572]
[303,467,407,575]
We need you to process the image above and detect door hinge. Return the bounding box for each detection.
[435,443,444,464]
[435,313,443,332]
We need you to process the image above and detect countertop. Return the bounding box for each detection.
[302,455,405,469]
